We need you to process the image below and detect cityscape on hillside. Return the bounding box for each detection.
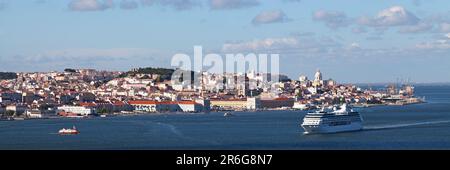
[0,68,423,120]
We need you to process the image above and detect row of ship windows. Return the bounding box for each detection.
[304,119,360,124]
[305,115,360,118]
[305,118,360,122]
[304,121,352,125]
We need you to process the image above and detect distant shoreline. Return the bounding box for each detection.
[353,82,450,87]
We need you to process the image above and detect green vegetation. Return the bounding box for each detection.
[4,110,15,117]
[0,72,17,80]
[39,104,54,111]
[64,68,77,73]
[135,67,175,75]
[14,111,23,117]
[119,67,175,81]
[97,108,109,114]
[119,67,197,82]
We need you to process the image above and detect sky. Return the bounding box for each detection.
[0,0,450,83]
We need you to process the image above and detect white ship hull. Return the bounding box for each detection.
[302,122,363,134]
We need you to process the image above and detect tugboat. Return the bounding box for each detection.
[58,126,80,135]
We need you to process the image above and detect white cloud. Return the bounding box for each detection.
[252,10,290,25]
[222,37,299,52]
[358,6,419,27]
[313,10,350,29]
[209,0,259,10]
[352,27,367,34]
[446,33,450,39]
[439,22,450,32]
[140,0,200,10]
[38,48,163,58]
[416,37,450,50]
[1,48,171,72]
[349,42,360,49]
[220,35,344,55]
[68,0,114,11]
[399,22,433,33]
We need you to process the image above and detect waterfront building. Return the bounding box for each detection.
[25,110,43,118]
[194,99,211,113]
[210,99,247,110]
[112,101,134,112]
[293,102,310,110]
[168,101,202,112]
[177,101,199,112]
[6,105,27,115]
[128,100,158,112]
[0,106,5,114]
[129,100,210,113]
[247,97,261,110]
[155,101,183,112]
[57,106,96,116]
[260,97,295,109]
[0,91,22,104]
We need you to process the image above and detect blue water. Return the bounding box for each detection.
[1,86,450,150]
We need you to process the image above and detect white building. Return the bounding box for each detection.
[57,106,96,116]
[247,97,261,110]
[314,70,322,81]
[128,101,158,112]
[299,75,308,82]
[6,105,27,114]
[293,102,310,110]
[313,70,323,87]
[129,100,210,113]
[26,110,43,118]
[178,101,201,112]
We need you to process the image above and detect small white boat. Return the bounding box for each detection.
[224,112,234,117]
[58,126,80,135]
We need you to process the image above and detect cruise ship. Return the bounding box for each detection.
[301,104,363,134]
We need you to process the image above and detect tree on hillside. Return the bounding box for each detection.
[64,68,77,73]
[0,72,17,80]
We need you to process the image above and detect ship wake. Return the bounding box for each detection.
[364,120,450,131]
[156,122,183,137]
[155,122,221,145]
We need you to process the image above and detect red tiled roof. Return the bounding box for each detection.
[79,102,97,107]
[128,100,158,105]
[158,101,178,105]
[113,101,125,106]
[128,100,197,105]
[274,97,293,101]
[177,101,197,105]
[210,98,247,101]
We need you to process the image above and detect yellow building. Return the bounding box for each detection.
[210,99,247,110]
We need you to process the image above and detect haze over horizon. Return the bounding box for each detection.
[1,0,450,83]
